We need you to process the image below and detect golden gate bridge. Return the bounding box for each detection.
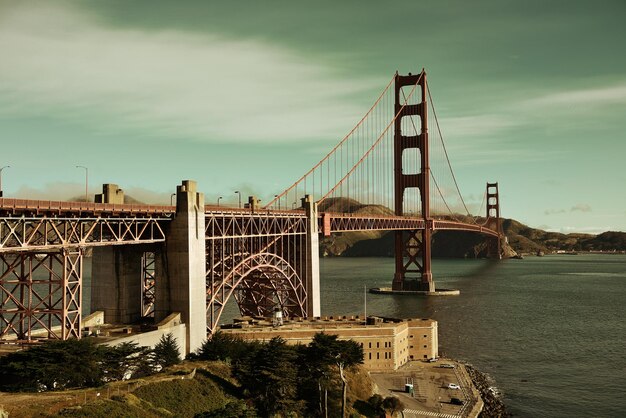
[0,70,503,354]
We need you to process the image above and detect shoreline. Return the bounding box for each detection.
[369,358,510,418]
[464,364,510,417]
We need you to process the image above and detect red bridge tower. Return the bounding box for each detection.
[392,70,434,292]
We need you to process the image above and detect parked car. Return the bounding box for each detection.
[440,363,455,368]
[450,397,464,405]
[447,383,460,390]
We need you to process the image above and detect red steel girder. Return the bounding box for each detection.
[0,216,169,252]
[0,249,83,344]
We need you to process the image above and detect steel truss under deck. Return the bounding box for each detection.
[0,249,83,343]
[205,212,309,332]
[0,216,169,252]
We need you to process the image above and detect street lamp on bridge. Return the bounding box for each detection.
[234,191,241,208]
[170,193,176,206]
[0,165,10,198]
[217,196,222,207]
[75,165,88,202]
[274,195,280,210]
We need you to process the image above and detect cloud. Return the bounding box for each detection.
[0,2,378,143]
[524,84,626,108]
[571,204,592,213]
[438,114,518,141]
[545,209,566,215]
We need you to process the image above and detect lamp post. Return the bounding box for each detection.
[75,165,88,202]
[170,193,176,206]
[235,190,241,208]
[274,194,280,210]
[292,201,296,210]
[0,165,9,198]
[217,196,222,207]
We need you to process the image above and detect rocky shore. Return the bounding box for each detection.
[465,365,511,417]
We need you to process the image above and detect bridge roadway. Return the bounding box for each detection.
[0,198,498,252]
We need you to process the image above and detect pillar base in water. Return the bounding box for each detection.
[370,287,460,296]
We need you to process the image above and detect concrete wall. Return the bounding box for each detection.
[102,325,187,360]
[94,183,124,204]
[407,319,439,360]
[91,245,148,324]
[303,195,321,317]
[158,180,207,355]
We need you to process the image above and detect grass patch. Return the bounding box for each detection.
[55,394,162,417]
[132,375,227,417]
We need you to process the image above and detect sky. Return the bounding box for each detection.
[0,0,625,234]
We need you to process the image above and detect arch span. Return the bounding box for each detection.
[207,252,306,333]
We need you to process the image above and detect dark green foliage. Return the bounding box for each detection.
[233,337,304,417]
[194,399,257,417]
[152,333,182,369]
[303,333,364,417]
[100,342,151,381]
[382,396,404,417]
[367,394,384,416]
[195,331,253,363]
[0,339,158,392]
[0,339,106,391]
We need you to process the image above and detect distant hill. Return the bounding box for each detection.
[318,197,626,257]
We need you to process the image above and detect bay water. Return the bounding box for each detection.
[318,254,626,417]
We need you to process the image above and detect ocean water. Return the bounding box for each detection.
[318,255,626,418]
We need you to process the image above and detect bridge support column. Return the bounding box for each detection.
[303,195,321,317]
[486,182,503,259]
[91,245,147,324]
[158,180,207,355]
[393,70,435,292]
[0,250,82,342]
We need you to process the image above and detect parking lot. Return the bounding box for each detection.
[369,359,483,417]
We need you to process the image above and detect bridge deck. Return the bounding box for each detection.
[0,199,499,252]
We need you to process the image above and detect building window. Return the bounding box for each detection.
[410,335,413,338]
[377,342,379,348]
[369,342,371,348]
[423,354,427,358]
[377,353,380,360]
[369,353,372,360]
[423,335,427,338]
[424,345,427,348]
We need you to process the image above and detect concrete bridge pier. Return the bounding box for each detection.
[91,181,206,355]
[155,180,207,355]
[303,195,321,318]
[91,244,155,324]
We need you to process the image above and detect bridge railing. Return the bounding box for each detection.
[0,198,174,216]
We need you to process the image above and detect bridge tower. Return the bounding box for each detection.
[486,182,503,259]
[392,70,434,292]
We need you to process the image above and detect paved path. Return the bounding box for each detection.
[403,408,459,418]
